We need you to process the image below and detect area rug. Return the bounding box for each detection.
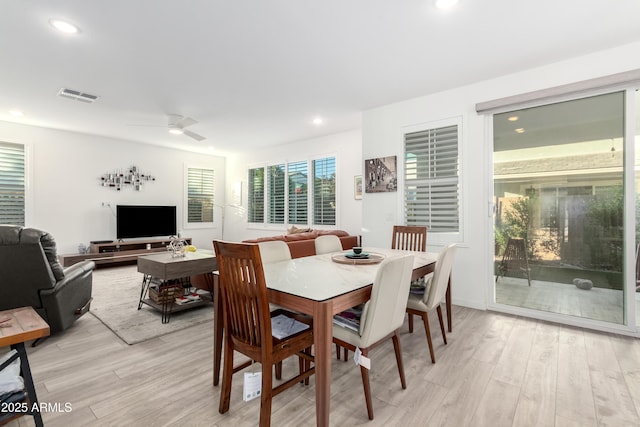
[90,265,213,345]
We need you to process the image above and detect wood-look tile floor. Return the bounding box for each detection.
[3,306,640,426]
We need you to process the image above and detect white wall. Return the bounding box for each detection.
[224,129,362,242]
[0,121,225,253]
[362,40,640,310]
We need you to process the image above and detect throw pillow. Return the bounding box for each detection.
[287,225,311,234]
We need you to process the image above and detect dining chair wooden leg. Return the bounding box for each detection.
[359,348,375,420]
[336,343,349,361]
[260,363,274,427]
[408,313,414,333]
[392,331,407,389]
[436,305,447,345]
[303,347,312,385]
[421,313,436,364]
[219,341,234,413]
[275,361,282,380]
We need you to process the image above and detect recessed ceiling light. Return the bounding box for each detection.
[508,116,519,122]
[8,109,24,117]
[49,19,80,34]
[515,128,525,134]
[435,0,459,10]
[312,117,323,125]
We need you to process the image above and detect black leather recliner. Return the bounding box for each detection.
[0,225,94,334]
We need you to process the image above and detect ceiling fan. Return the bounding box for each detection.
[129,114,206,141]
[167,114,206,141]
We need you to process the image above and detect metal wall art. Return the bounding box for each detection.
[100,165,155,191]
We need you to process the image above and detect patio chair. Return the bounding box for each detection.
[496,237,531,286]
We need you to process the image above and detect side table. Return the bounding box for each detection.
[0,307,50,427]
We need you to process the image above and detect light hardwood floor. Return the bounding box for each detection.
[3,305,640,427]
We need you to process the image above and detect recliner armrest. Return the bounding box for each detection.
[39,260,95,333]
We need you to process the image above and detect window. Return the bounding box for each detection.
[404,123,459,232]
[267,164,285,224]
[288,161,308,224]
[248,156,336,227]
[186,167,214,224]
[313,157,336,225]
[248,167,264,223]
[0,142,25,226]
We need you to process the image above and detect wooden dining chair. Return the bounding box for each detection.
[332,255,414,420]
[314,234,343,254]
[391,225,427,332]
[213,241,315,427]
[406,243,456,363]
[391,225,427,252]
[258,239,294,379]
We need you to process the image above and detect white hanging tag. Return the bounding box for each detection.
[354,347,371,369]
[243,371,262,402]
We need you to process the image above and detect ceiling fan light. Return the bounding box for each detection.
[49,19,80,34]
[168,127,184,135]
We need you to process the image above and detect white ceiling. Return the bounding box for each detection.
[2,1,640,156]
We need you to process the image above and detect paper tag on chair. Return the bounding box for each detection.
[354,347,371,370]
[243,372,262,402]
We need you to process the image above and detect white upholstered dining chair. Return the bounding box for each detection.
[314,234,343,254]
[258,240,292,263]
[332,254,414,420]
[406,243,456,363]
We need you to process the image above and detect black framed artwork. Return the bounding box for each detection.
[364,156,397,193]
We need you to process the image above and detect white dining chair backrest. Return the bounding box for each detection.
[358,255,414,346]
[314,235,343,254]
[258,240,292,264]
[423,244,456,310]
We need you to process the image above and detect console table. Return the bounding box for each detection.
[58,237,192,267]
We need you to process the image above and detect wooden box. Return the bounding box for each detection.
[149,284,184,304]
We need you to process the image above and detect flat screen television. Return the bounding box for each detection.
[116,205,177,240]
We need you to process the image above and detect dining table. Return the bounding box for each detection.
[212,247,449,427]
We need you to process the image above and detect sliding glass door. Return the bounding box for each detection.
[493,92,626,324]
[635,89,640,327]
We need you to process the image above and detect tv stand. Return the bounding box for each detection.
[58,237,192,267]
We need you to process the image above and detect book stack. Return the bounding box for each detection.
[332,306,363,332]
[175,293,202,305]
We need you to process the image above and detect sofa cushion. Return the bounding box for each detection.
[283,231,318,242]
[251,235,286,243]
[317,230,349,237]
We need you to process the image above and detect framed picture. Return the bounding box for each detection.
[354,175,363,200]
[364,156,397,193]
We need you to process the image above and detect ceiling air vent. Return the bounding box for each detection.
[57,88,99,103]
